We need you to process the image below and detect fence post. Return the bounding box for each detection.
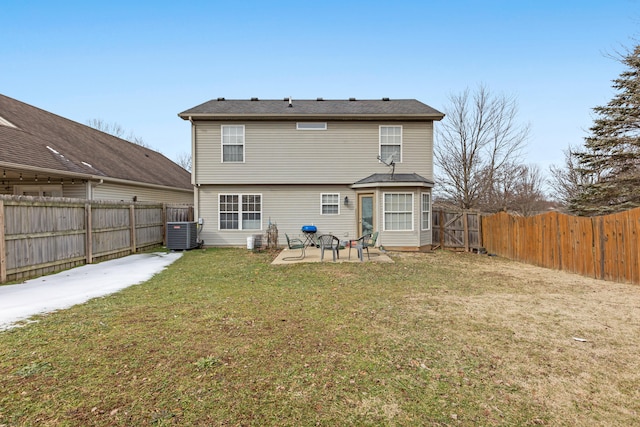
[439,209,445,249]
[478,213,483,249]
[85,202,93,264]
[0,200,5,283]
[162,203,167,246]
[463,211,469,252]
[130,204,137,254]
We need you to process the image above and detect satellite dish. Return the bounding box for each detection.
[376,154,396,179]
[377,154,395,166]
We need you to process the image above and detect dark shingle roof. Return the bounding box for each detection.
[352,173,434,187]
[0,94,191,190]
[179,98,444,120]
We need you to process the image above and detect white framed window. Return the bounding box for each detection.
[14,185,63,197]
[221,125,245,162]
[321,193,340,215]
[421,193,431,231]
[219,194,261,230]
[383,192,413,231]
[379,125,402,163]
[297,122,327,130]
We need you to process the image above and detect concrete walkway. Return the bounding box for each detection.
[0,252,182,331]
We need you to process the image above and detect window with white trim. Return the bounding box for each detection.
[384,193,413,231]
[321,193,340,215]
[219,194,261,230]
[379,125,402,163]
[297,122,327,130]
[221,125,244,162]
[421,193,431,230]
[14,185,63,197]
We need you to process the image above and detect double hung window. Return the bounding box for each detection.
[421,193,431,230]
[321,193,340,215]
[384,193,413,231]
[379,126,402,163]
[221,125,244,162]
[219,194,261,230]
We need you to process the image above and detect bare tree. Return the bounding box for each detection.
[509,164,547,216]
[86,118,153,149]
[548,145,596,207]
[174,151,192,172]
[435,85,530,210]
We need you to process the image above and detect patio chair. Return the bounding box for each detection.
[283,233,306,261]
[349,231,379,261]
[317,234,341,262]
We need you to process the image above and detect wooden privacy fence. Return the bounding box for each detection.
[432,208,482,251]
[0,195,193,283]
[482,208,640,285]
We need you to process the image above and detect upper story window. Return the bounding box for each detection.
[297,122,327,130]
[384,192,413,231]
[321,193,340,215]
[221,125,244,162]
[379,126,402,163]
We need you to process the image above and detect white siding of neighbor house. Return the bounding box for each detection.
[62,183,89,199]
[93,182,193,204]
[193,121,434,185]
[196,184,358,247]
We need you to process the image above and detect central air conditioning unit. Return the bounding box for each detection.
[166,221,199,250]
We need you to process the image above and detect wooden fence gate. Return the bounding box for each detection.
[432,208,482,251]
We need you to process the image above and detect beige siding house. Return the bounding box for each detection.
[0,94,192,203]
[179,98,444,251]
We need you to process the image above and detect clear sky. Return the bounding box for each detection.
[3,0,639,177]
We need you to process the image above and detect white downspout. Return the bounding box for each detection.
[189,116,199,221]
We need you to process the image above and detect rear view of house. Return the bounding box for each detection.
[179,97,443,250]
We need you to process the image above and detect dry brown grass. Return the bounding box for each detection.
[396,251,640,425]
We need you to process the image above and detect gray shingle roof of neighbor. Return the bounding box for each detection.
[352,173,434,187]
[0,94,191,190]
[179,98,445,120]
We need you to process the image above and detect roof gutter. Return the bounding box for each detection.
[351,181,434,189]
[0,162,92,180]
[189,116,196,186]
[179,113,445,121]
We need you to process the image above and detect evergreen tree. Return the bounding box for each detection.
[571,45,640,215]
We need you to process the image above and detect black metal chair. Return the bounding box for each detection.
[317,234,340,262]
[349,231,379,261]
[283,233,306,261]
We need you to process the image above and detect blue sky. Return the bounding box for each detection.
[3,0,639,176]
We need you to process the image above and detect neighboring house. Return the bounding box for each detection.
[178,98,444,251]
[0,94,192,203]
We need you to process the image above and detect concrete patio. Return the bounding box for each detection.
[271,246,394,265]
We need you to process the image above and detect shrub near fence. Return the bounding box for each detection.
[482,208,640,285]
[0,195,193,283]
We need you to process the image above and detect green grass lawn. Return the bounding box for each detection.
[1,248,639,426]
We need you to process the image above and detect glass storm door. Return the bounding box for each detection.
[358,194,374,237]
